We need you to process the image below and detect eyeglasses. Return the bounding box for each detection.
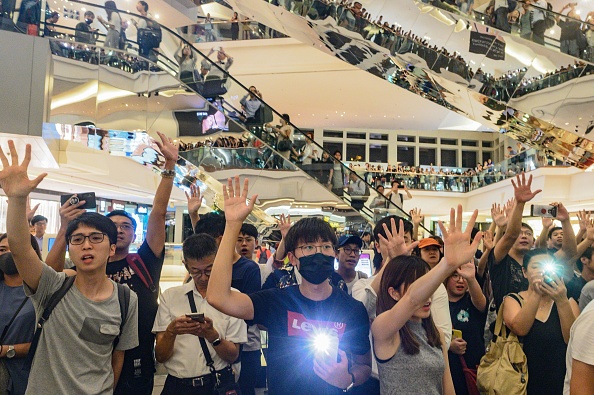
[69,232,107,245]
[190,269,212,278]
[237,237,255,244]
[340,247,361,256]
[296,244,335,256]
[115,223,134,231]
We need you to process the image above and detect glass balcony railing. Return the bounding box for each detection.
[20,0,440,231]
[222,0,594,170]
[178,19,288,42]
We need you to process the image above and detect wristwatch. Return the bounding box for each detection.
[210,337,222,347]
[343,373,355,392]
[6,345,16,359]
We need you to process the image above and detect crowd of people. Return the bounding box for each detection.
[2,136,594,395]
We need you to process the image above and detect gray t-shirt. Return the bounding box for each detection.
[24,264,139,395]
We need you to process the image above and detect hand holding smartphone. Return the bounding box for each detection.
[531,204,557,218]
[186,313,205,323]
[60,192,97,209]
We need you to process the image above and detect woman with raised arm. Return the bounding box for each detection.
[372,205,482,395]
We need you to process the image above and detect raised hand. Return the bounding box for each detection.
[456,261,477,280]
[438,205,482,269]
[59,195,87,227]
[185,183,203,215]
[277,213,292,239]
[552,202,569,222]
[541,216,554,230]
[511,173,542,203]
[409,208,424,226]
[377,218,419,260]
[0,141,47,198]
[25,197,40,223]
[504,197,515,218]
[577,210,590,231]
[313,349,351,390]
[491,203,508,228]
[154,131,179,163]
[585,220,594,241]
[482,230,494,250]
[223,176,257,223]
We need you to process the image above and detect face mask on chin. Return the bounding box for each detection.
[298,253,335,285]
[0,252,18,276]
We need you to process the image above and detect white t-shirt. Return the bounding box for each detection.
[152,281,247,378]
[563,300,594,394]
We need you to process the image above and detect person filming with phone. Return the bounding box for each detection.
[153,233,246,394]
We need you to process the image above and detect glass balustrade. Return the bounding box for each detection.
[178,20,287,42]
[222,0,594,170]
[20,0,430,230]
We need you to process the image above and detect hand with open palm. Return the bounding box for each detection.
[0,141,47,198]
[511,173,542,204]
[438,205,482,269]
[377,217,419,260]
[223,176,258,224]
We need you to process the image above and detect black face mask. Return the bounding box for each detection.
[0,253,18,276]
[85,18,93,24]
[298,253,335,285]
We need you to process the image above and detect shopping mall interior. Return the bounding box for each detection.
[0,0,593,391]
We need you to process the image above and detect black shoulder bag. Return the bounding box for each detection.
[186,292,241,395]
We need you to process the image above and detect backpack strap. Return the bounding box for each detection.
[25,275,76,367]
[113,283,131,350]
[126,253,156,293]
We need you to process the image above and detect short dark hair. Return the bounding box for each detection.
[522,248,554,269]
[521,222,534,235]
[194,212,226,238]
[284,218,337,254]
[183,233,218,261]
[106,210,137,230]
[576,247,593,272]
[373,215,413,242]
[240,223,258,239]
[31,215,48,226]
[548,227,562,239]
[361,231,371,238]
[138,0,148,11]
[66,212,118,245]
[281,113,290,123]
[84,10,95,17]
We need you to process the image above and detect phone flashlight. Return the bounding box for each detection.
[312,333,339,362]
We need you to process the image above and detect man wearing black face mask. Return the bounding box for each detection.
[208,176,372,395]
[75,10,98,44]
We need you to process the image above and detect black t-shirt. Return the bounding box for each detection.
[249,286,370,395]
[232,256,261,294]
[566,275,587,303]
[106,240,164,378]
[488,249,528,310]
[449,293,487,369]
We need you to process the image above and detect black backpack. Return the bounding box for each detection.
[25,276,131,367]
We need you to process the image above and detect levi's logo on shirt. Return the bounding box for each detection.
[287,311,346,339]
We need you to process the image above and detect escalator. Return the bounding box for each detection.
[220,0,594,169]
[3,0,431,233]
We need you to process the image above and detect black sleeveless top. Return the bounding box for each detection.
[509,294,567,395]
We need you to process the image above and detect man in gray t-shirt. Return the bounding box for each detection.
[0,140,139,395]
[24,264,138,394]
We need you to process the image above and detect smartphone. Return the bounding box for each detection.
[186,313,205,323]
[314,333,339,363]
[60,192,97,209]
[530,204,557,218]
[452,329,463,339]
